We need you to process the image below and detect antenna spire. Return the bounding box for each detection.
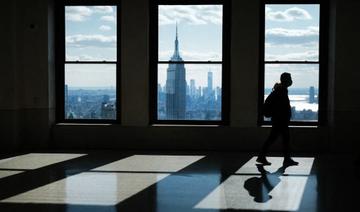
[176,22,178,40]
[174,23,179,57]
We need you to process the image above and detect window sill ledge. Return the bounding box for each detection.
[151,124,221,127]
[260,125,319,128]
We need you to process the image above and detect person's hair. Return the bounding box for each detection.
[280,72,291,83]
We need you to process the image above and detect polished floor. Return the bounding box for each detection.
[0,151,359,212]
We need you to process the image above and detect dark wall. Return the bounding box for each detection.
[0,0,54,151]
[0,0,359,153]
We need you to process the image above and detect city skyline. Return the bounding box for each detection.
[63,4,319,121]
[159,25,222,120]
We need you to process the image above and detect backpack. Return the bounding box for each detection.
[263,91,275,118]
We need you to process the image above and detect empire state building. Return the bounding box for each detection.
[165,25,186,119]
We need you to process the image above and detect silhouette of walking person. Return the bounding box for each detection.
[244,164,288,203]
[257,72,299,166]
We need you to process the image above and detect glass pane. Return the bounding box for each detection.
[158,64,222,121]
[65,64,116,120]
[265,4,319,61]
[65,6,117,61]
[265,64,318,121]
[158,5,222,61]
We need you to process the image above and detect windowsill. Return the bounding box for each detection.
[260,125,319,128]
[56,123,113,126]
[151,124,221,127]
[55,123,319,128]
[56,123,222,127]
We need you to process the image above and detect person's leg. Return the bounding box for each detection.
[261,127,280,155]
[281,126,290,159]
[281,126,299,166]
[257,127,280,165]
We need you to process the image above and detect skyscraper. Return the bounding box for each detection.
[165,24,186,119]
[216,86,222,101]
[190,79,196,97]
[65,84,69,117]
[309,86,315,103]
[207,71,213,99]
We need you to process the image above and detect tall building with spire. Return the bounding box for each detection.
[165,24,186,119]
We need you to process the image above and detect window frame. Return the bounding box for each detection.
[55,0,121,123]
[258,0,328,126]
[149,0,231,125]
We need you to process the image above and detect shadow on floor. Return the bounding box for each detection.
[244,164,288,203]
[1,152,353,212]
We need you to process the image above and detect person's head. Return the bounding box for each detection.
[280,72,292,87]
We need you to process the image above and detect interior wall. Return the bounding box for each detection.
[0,0,359,153]
[329,0,360,153]
[0,0,54,151]
[121,0,150,126]
[0,0,18,151]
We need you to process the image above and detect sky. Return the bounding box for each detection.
[65,6,117,88]
[158,5,223,88]
[265,4,320,89]
[64,4,320,90]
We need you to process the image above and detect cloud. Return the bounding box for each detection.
[99,25,112,31]
[93,6,114,13]
[265,26,319,45]
[101,15,116,22]
[66,34,116,47]
[66,6,115,22]
[266,7,312,22]
[159,5,222,25]
[66,54,116,61]
[266,51,318,61]
[66,54,96,61]
[66,6,93,22]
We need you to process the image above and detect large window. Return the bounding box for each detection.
[57,1,119,122]
[151,0,229,124]
[261,0,323,124]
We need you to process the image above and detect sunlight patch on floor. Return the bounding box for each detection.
[0,153,86,170]
[236,157,315,175]
[0,170,24,179]
[0,155,204,205]
[1,172,169,205]
[93,155,205,172]
[0,153,86,179]
[195,157,314,211]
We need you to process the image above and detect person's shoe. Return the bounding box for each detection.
[283,158,299,166]
[256,156,271,165]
